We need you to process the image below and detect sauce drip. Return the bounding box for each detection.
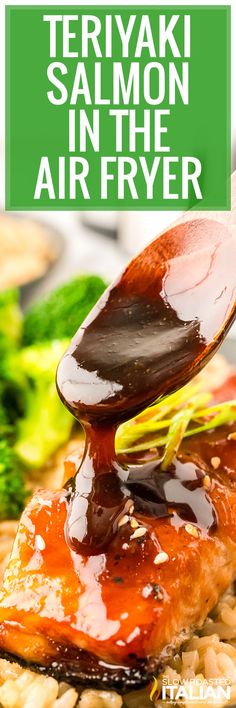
[57,219,236,554]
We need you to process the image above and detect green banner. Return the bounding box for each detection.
[6,5,230,210]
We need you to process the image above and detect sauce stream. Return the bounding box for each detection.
[57,219,236,554]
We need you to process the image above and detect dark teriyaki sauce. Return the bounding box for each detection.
[57,219,236,554]
[126,457,217,531]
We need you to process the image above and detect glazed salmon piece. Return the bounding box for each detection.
[1,417,236,690]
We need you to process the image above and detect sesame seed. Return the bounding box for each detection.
[142,584,153,599]
[130,527,147,540]
[228,432,236,441]
[118,515,129,528]
[130,518,139,529]
[153,551,169,565]
[35,534,45,551]
[211,456,221,469]
[129,504,134,515]
[122,543,129,550]
[185,523,199,538]
[203,474,211,490]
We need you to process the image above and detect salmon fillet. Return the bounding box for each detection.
[0,380,236,691]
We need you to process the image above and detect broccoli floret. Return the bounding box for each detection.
[0,440,27,519]
[0,277,107,470]
[0,401,11,437]
[0,353,26,426]
[0,289,24,425]
[23,275,107,345]
[13,340,74,468]
[0,288,22,354]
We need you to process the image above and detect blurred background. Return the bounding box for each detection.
[0,0,235,361]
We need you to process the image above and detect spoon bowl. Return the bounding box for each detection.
[57,218,236,425]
